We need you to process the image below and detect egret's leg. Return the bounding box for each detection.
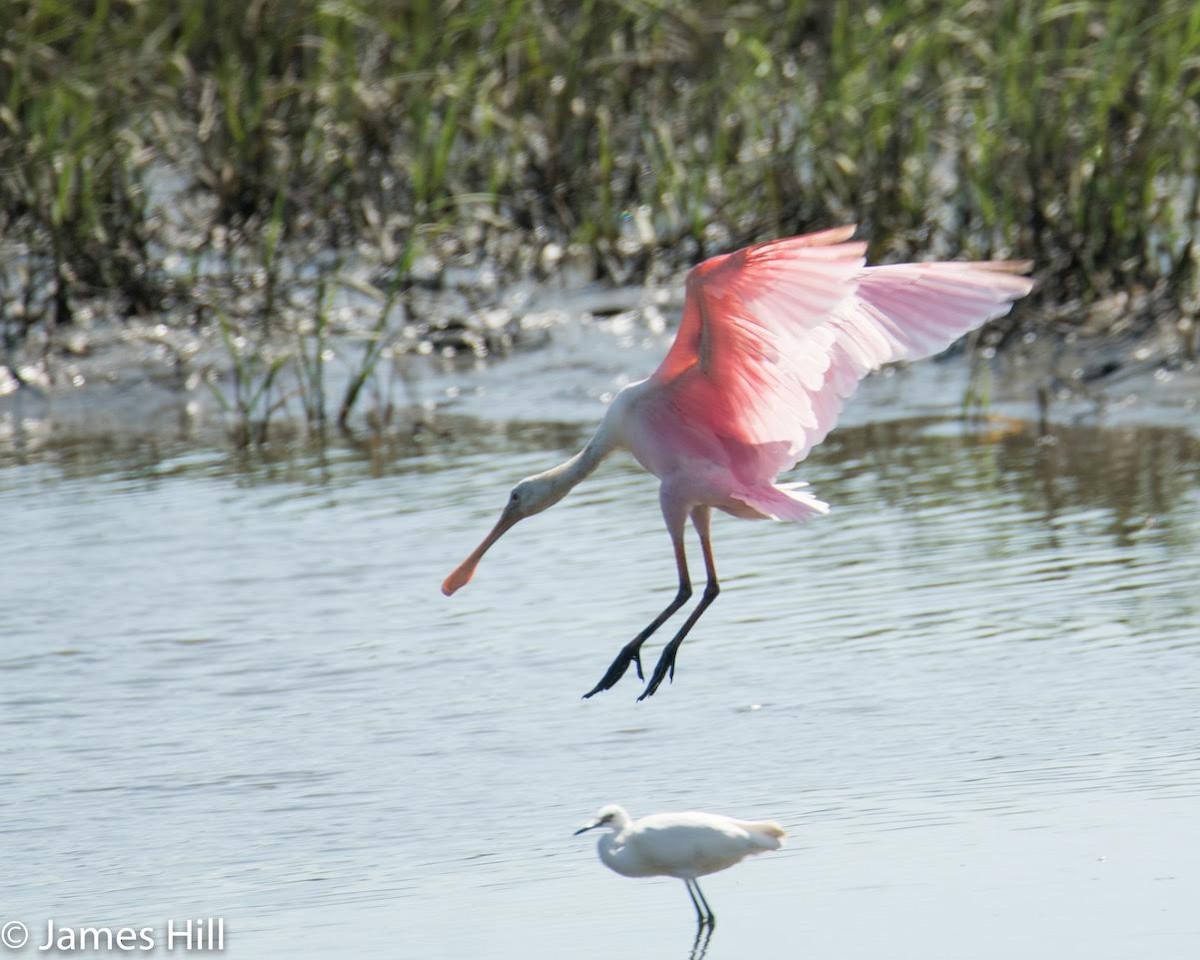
[692,877,717,928]
[684,879,707,926]
[583,528,691,698]
[640,507,719,700]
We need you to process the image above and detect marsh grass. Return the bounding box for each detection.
[207,309,290,446]
[2,0,1198,441]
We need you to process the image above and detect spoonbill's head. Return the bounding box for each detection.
[442,472,567,596]
[574,804,631,835]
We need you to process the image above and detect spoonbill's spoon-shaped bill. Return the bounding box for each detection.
[443,225,1035,697]
[574,804,786,927]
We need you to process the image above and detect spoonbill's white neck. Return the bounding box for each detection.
[534,417,619,499]
[441,413,622,595]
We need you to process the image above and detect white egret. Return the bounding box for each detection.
[574,804,786,926]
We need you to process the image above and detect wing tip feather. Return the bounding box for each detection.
[798,224,858,246]
[967,259,1035,277]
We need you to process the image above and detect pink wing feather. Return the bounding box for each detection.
[652,226,1034,519]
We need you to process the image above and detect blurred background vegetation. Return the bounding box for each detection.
[2,0,1198,435]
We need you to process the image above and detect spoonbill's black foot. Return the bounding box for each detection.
[582,641,645,698]
[638,637,684,700]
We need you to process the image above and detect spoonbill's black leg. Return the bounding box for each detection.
[583,533,691,698]
[692,877,717,927]
[640,507,719,700]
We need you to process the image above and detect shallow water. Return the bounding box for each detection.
[2,366,1199,959]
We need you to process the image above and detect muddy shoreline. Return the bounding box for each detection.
[2,277,1195,477]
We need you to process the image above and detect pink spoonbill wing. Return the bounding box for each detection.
[652,226,1034,486]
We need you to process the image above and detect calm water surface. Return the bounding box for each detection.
[2,365,1199,959]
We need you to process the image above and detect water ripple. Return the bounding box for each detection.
[2,412,1199,958]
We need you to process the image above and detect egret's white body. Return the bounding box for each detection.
[575,804,785,926]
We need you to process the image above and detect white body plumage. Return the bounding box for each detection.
[575,804,785,926]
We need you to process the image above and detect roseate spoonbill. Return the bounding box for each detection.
[574,804,786,928]
[443,225,1034,698]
